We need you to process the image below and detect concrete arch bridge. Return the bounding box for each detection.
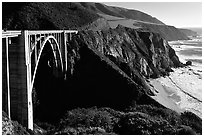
[2,30,78,130]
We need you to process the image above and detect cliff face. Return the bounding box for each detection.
[75,25,182,78]
[64,25,183,109]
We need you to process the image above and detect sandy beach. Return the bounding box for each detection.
[148,66,202,118]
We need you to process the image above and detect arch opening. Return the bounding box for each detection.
[31,40,65,124]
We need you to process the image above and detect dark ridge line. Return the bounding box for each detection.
[167,76,202,103]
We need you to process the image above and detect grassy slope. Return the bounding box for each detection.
[78,2,189,41]
[2,2,189,41]
[78,2,165,25]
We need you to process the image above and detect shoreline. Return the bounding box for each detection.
[148,66,202,118]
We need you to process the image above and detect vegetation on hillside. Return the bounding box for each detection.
[78,2,165,25]
[55,106,202,135]
[2,2,99,30]
[3,105,201,135]
[2,111,29,135]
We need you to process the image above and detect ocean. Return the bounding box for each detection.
[168,37,202,117]
[169,36,202,70]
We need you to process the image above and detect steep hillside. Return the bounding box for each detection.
[2,2,190,41]
[61,25,184,111]
[2,2,100,30]
[77,2,189,41]
[99,14,189,41]
[78,2,165,25]
[31,25,184,120]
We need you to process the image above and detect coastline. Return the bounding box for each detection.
[148,66,202,118]
[149,37,202,118]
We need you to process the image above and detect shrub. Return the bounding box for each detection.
[117,112,176,135]
[176,125,196,135]
[55,127,115,135]
[45,106,202,135]
[2,111,29,135]
[34,121,56,134]
[127,105,181,126]
[59,107,114,133]
[180,111,202,134]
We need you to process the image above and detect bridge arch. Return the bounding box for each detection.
[31,36,64,93]
[2,30,78,130]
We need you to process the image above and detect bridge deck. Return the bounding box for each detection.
[2,31,22,38]
[2,30,78,37]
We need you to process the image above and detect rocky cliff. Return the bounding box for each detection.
[63,25,183,109]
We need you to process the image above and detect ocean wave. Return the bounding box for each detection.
[179,49,202,56]
[169,38,202,72]
[176,52,202,66]
[186,59,202,64]
[168,38,202,46]
[171,45,202,52]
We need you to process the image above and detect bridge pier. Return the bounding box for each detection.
[2,31,33,129]
[2,37,11,118]
[63,32,74,80]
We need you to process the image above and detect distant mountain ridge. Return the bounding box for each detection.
[179,28,199,37]
[134,23,190,41]
[180,27,202,36]
[77,2,189,41]
[78,2,165,25]
[3,2,189,41]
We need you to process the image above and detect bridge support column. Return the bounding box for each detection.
[7,31,33,130]
[24,31,34,130]
[2,37,11,118]
[63,31,68,80]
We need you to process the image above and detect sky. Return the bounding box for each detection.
[102,2,202,28]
